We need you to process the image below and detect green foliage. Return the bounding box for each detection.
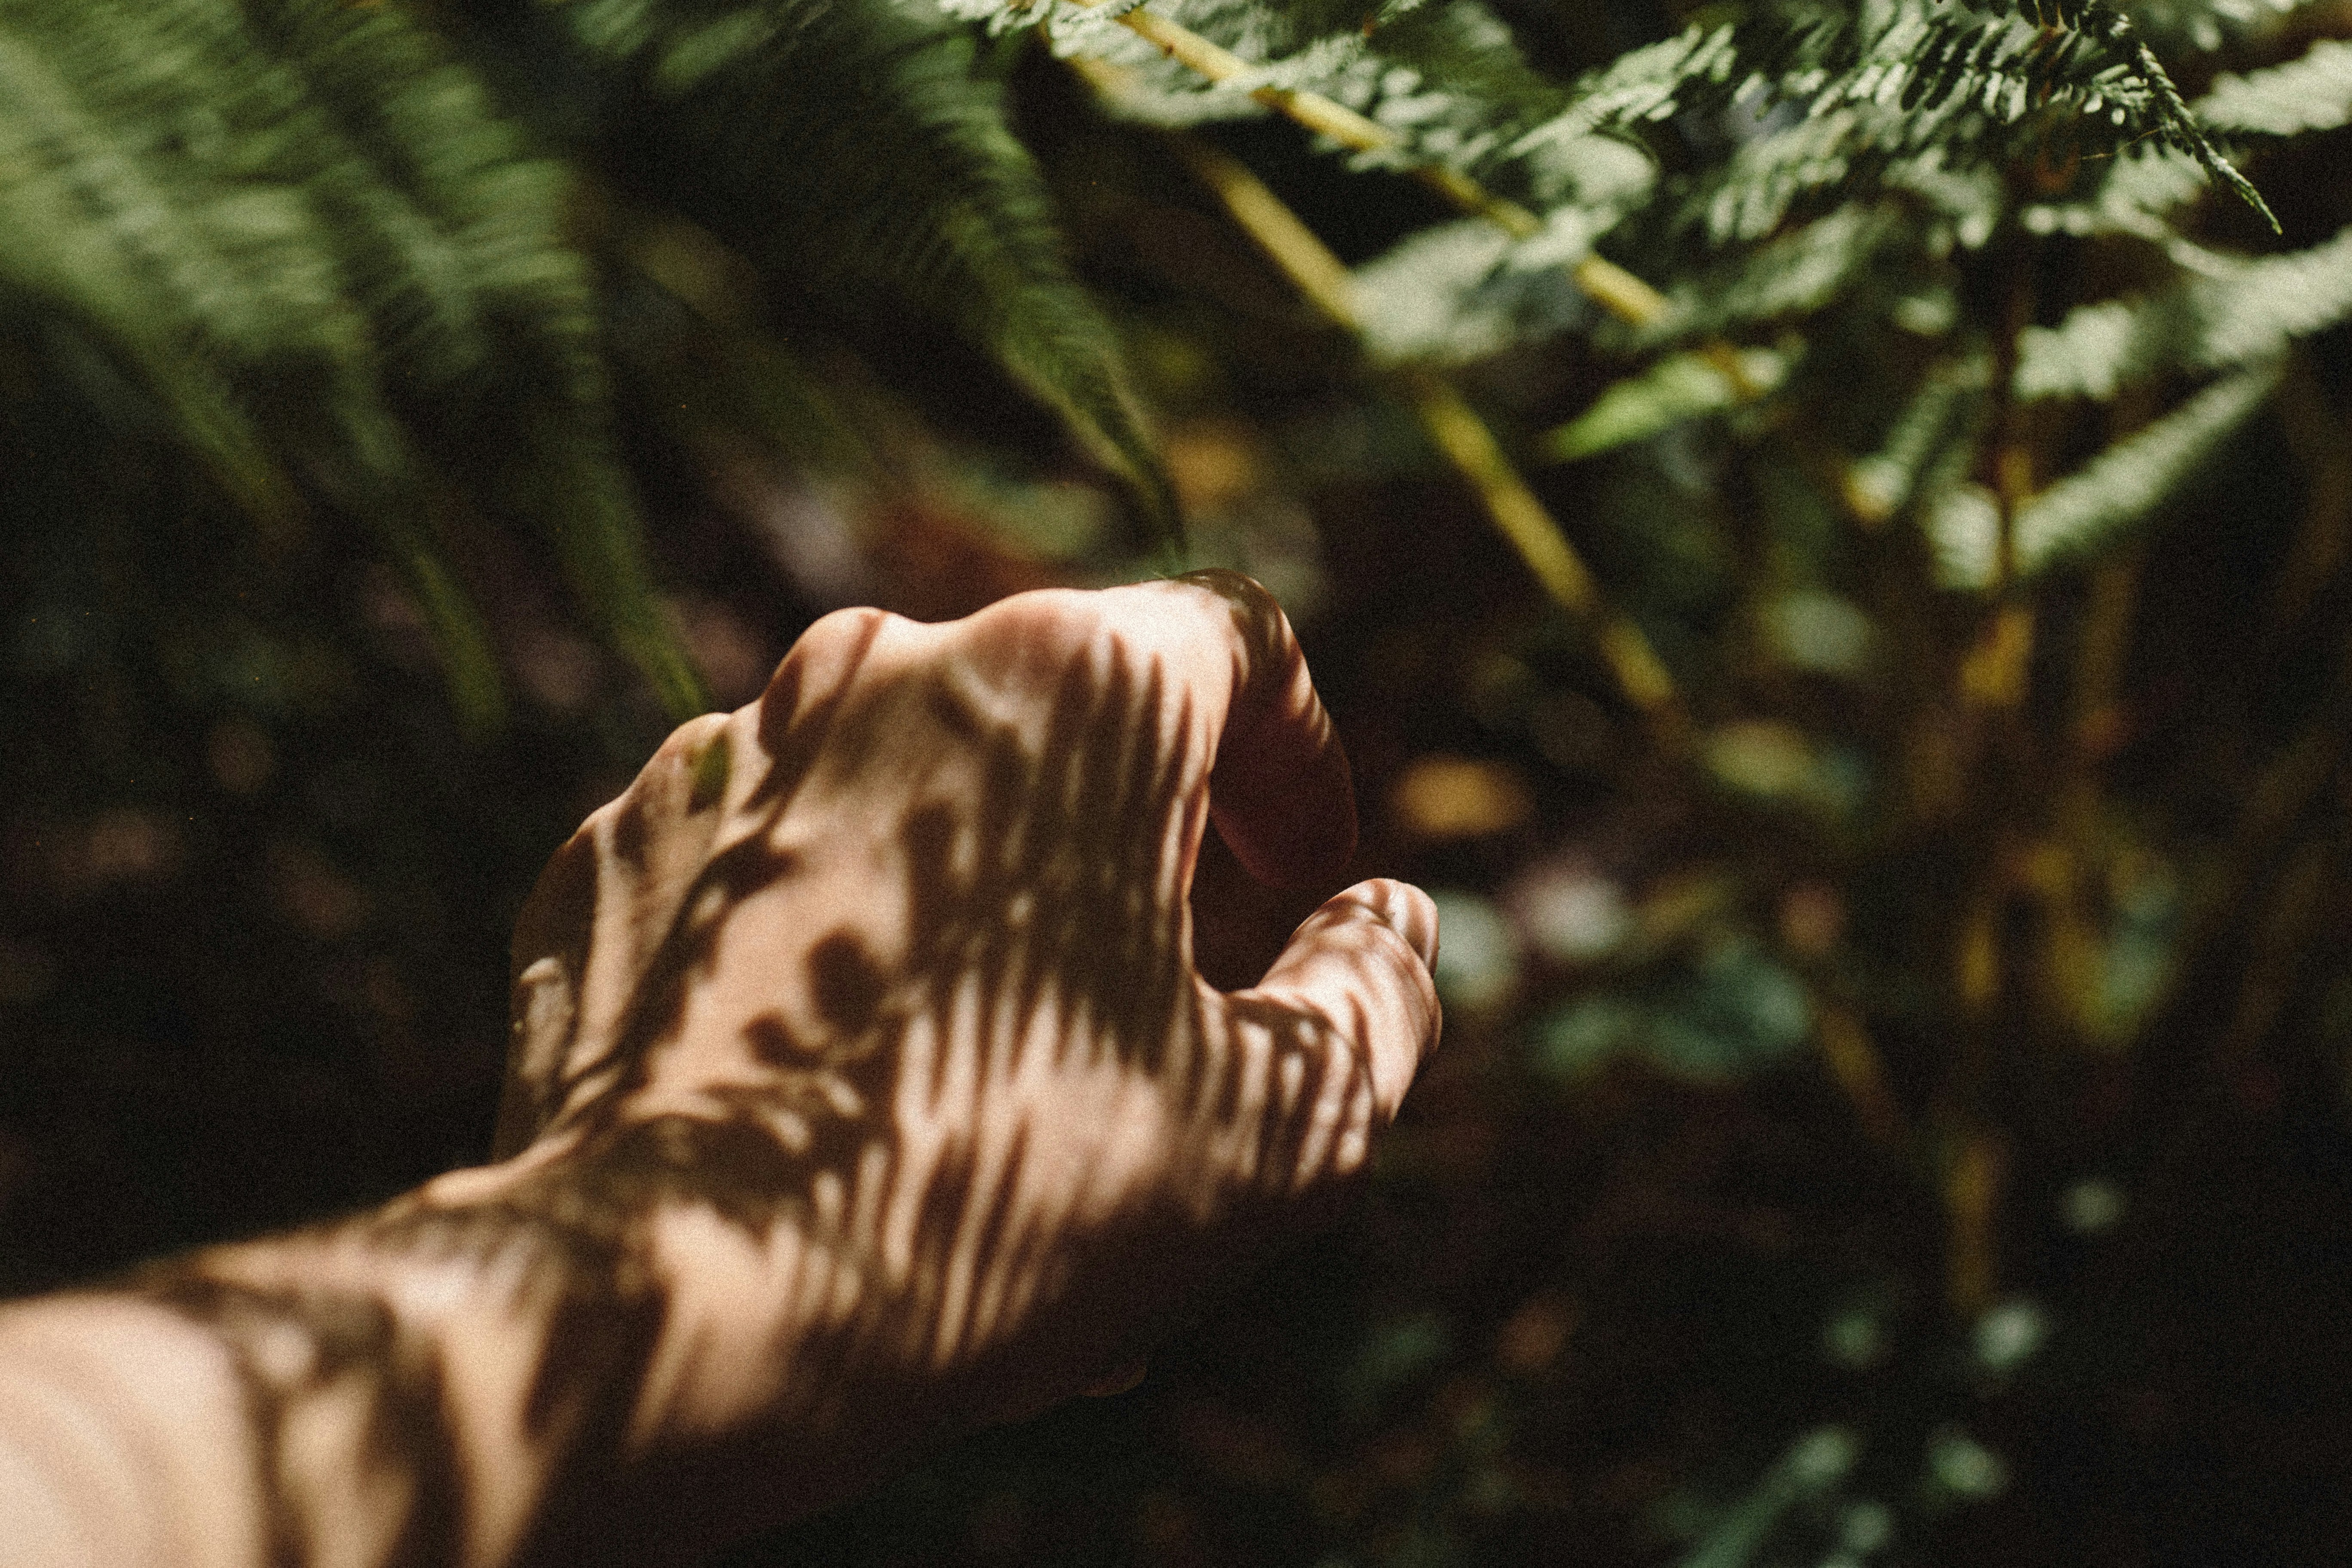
[485,0,1176,534]
[1932,358,2284,583]
[2017,224,2352,400]
[2010,358,2284,571]
[2197,37,2352,135]
[0,0,1174,725]
[0,0,604,726]
[1541,346,1791,461]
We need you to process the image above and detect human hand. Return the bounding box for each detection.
[434,570,1439,1550]
[0,573,1438,1568]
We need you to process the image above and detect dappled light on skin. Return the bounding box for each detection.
[113,572,1436,1568]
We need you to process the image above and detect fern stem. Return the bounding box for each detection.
[1153,123,1687,739]
[1076,8,1670,329]
[1814,998,1910,1150]
[1944,1124,2006,1318]
[2043,549,2137,1039]
[2264,350,2352,639]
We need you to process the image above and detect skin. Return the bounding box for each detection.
[0,571,1441,1568]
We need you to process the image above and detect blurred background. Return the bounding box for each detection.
[3,0,2352,1562]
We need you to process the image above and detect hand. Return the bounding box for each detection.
[47,571,1438,1568]
[453,571,1435,1548]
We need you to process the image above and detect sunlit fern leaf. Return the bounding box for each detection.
[1364,0,1563,130]
[1010,0,1564,192]
[1349,0,1568,183]
[2194,37,2352,136]
[1989,0,2276,229]
[0,0,705,727]
[1507,0,2272,244]
[1348,214,1602,365]
[1627,205,1902,349]
[2018,40,2335,240]
[2016,224,2352,400]
[2015,359,2284,574]
[491,0,1176,545]
[1929,360,2283,586]
[1539,346,1791,463]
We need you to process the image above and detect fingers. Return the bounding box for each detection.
[785,576,1353,889]
[1103,570,1356,888]
[1239,879,1441,1129]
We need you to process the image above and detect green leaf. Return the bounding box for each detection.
[2017,225,2352,400]
[1930,361,2284,585]
[1349,214,1595,366]
[514,0,1177,543]
[0,0,707,724]
[1505,0,2271,244]
[1630,205,1900,348]
[1540,347,1788,463]
[2194,38,2352,137]
[2014,360,2282,573]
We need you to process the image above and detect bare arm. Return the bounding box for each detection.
[0,573,1441,1568]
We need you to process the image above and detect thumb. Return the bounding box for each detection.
[1240,879,1442,1130]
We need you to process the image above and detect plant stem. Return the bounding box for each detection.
[1945,1126,2006,1319]
[1133,113,1689,742]
[1815,999,1909,1151]
[1072,6,1669,328]
[1070,11,1879,523]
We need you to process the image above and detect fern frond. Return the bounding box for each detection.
[2016,359,2284,572]
[1539,346,1792,462]
[503,0,1176,540]
[0,0,705,725]
[1845,354,1992,524]
[1509,0,2272,242]
[2016,224,2352,399]
[2018,144,2209,239]
[1931,360,2283,585]
[1347,210,1624,364]
[2195,37,2352,136]
[1629,205,1902,347]
[1965,0,2274,224]
[1042,0,1565,201]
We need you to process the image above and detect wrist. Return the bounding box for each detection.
[413,1138,903,1559]
[99,1138,682,1568]
[148,1197,613,1567]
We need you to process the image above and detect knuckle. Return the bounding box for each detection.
[799,604,902,652]
[1168,569,1289,661]
[956,588,1119,675]
[649,709,731,767]
[1170,567,1278,621]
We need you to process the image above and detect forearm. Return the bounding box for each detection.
[0,1156,677,1568]
[0,1295,266,1568]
